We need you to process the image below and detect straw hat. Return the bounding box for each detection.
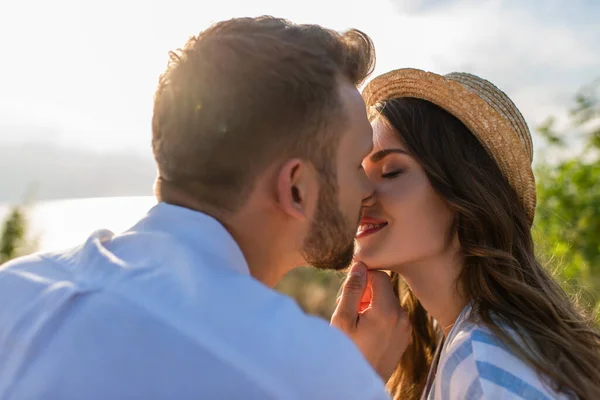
[362,68,536,225]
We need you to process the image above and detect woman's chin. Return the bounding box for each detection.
[353,247,386,270]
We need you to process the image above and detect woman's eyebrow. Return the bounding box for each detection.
[369,148,408,163]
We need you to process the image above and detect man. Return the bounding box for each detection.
[0,17,410,399]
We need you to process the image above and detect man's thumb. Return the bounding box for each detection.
[331,262,367,329]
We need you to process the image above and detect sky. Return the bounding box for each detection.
[0,0,599,159]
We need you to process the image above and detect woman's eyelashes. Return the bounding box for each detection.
[381,169,404,179]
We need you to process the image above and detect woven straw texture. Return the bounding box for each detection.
[362,68,536,225]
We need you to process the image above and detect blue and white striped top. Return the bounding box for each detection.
[422,304,569,400]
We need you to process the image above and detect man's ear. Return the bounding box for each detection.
[276,158,318,220]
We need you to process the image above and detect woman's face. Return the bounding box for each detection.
[355,117,456,271]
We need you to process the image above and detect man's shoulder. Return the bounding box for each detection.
[1,252,45,271]
[0,230,116,293]
[0,250,70,290]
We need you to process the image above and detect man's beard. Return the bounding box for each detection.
[302,177,359,271]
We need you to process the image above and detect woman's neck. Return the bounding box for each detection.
[398,252,468,337]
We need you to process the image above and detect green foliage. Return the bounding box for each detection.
[571,79,600,150]
[537,117,565,147]
[534,78,600,316]
[0,206,35,265]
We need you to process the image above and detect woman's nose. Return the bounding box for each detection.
[361,189,376,207]
[360,167,376,207]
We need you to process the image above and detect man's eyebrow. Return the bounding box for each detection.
[369,148,408,163]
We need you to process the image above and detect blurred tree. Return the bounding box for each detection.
[0,206,36,265]
[276,267,344,320]
[534,78,600,315]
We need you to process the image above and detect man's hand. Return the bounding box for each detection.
[330,262,411,382]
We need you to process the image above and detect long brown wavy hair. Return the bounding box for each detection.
[370,98,600,400]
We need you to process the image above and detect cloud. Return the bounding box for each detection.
[388,0,453,14]
[0,0,597,160]
[365,0,600,158]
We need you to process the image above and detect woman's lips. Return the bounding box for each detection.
[356,218,388,239]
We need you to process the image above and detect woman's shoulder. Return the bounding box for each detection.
[434,321,568,399]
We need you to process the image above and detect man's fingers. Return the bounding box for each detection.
[331,262,368,328]
[336,268,371,306]
[369,271,400,315]
[368,272,411,336]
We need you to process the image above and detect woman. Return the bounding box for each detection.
[357,69,600,399]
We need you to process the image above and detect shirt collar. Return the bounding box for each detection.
[421,302,474,400]
[129,202,250,276]
[446,302,473,344]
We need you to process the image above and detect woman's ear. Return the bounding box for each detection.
[275,159,318,220]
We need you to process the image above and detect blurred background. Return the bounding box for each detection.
[1,0,599,320]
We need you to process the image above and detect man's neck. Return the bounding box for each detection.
[156,181,296,287]
[399,253,467,337]
[222,215,293,287]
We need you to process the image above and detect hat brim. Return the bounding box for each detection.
[362,68,536,225]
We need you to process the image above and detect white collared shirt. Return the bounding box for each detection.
[0,202,388,399]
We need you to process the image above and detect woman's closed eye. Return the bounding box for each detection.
[381,169,404,179]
